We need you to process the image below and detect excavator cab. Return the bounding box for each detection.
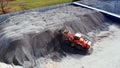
[74,33,92,47]
[74,33,91,50]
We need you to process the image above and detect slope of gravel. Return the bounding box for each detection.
[0,5,109,68]
[0,62,23,68]
[42,24,120,68]
[62,25,120,68]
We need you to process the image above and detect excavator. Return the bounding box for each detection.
[58,28,93,55]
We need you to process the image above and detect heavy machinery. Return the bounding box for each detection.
[58,28,93,55]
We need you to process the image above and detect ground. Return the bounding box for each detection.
[0,0,73,14]
[10,0,73,9]
[0,2,120,68]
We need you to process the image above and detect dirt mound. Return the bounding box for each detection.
[0,6,109,67]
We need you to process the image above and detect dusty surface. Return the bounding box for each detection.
[0,5,113,68]
[42,25,120,68]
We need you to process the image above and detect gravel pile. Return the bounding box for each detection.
[0,6,109,68]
